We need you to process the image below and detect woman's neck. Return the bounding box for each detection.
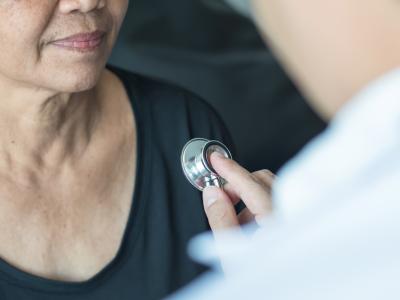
[0,73,104,177]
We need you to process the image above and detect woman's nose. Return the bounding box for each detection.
[59,0,106,14]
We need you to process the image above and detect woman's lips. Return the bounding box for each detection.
[51,31,106,51]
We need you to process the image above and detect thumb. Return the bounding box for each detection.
[203,186,239,232]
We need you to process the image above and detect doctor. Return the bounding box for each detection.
[170,0,400,298]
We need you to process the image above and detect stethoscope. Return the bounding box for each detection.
[181,138,232,191]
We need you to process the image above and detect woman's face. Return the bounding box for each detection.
[0,0,129,93]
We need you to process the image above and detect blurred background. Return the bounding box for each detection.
[109,0,326,172]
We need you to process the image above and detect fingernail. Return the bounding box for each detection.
[203,186,220,208]
[212,151,226,160]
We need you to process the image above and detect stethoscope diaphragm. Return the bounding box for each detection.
[181,138,232,191]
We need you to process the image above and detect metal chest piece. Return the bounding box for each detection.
[181,138,232,191]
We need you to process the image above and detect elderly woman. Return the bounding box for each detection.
[0,1,231,299]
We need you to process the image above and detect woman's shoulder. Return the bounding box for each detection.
[107,64,234,151]
[108,65,226,129]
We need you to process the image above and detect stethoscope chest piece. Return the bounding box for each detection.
[181,138,232,191]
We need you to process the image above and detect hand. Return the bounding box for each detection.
[202,152,274,233]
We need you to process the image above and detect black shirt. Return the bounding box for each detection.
[0,67,233,300]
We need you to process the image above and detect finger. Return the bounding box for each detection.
[202,186,239,232]
[221,182,241,205]
[238,208,255,225]
[251,170,275,194]
[210,153,272,218]
[223,169,274,206]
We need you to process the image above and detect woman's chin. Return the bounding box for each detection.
[47,69,104,93]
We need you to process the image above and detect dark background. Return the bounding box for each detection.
[109,0,326,172]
